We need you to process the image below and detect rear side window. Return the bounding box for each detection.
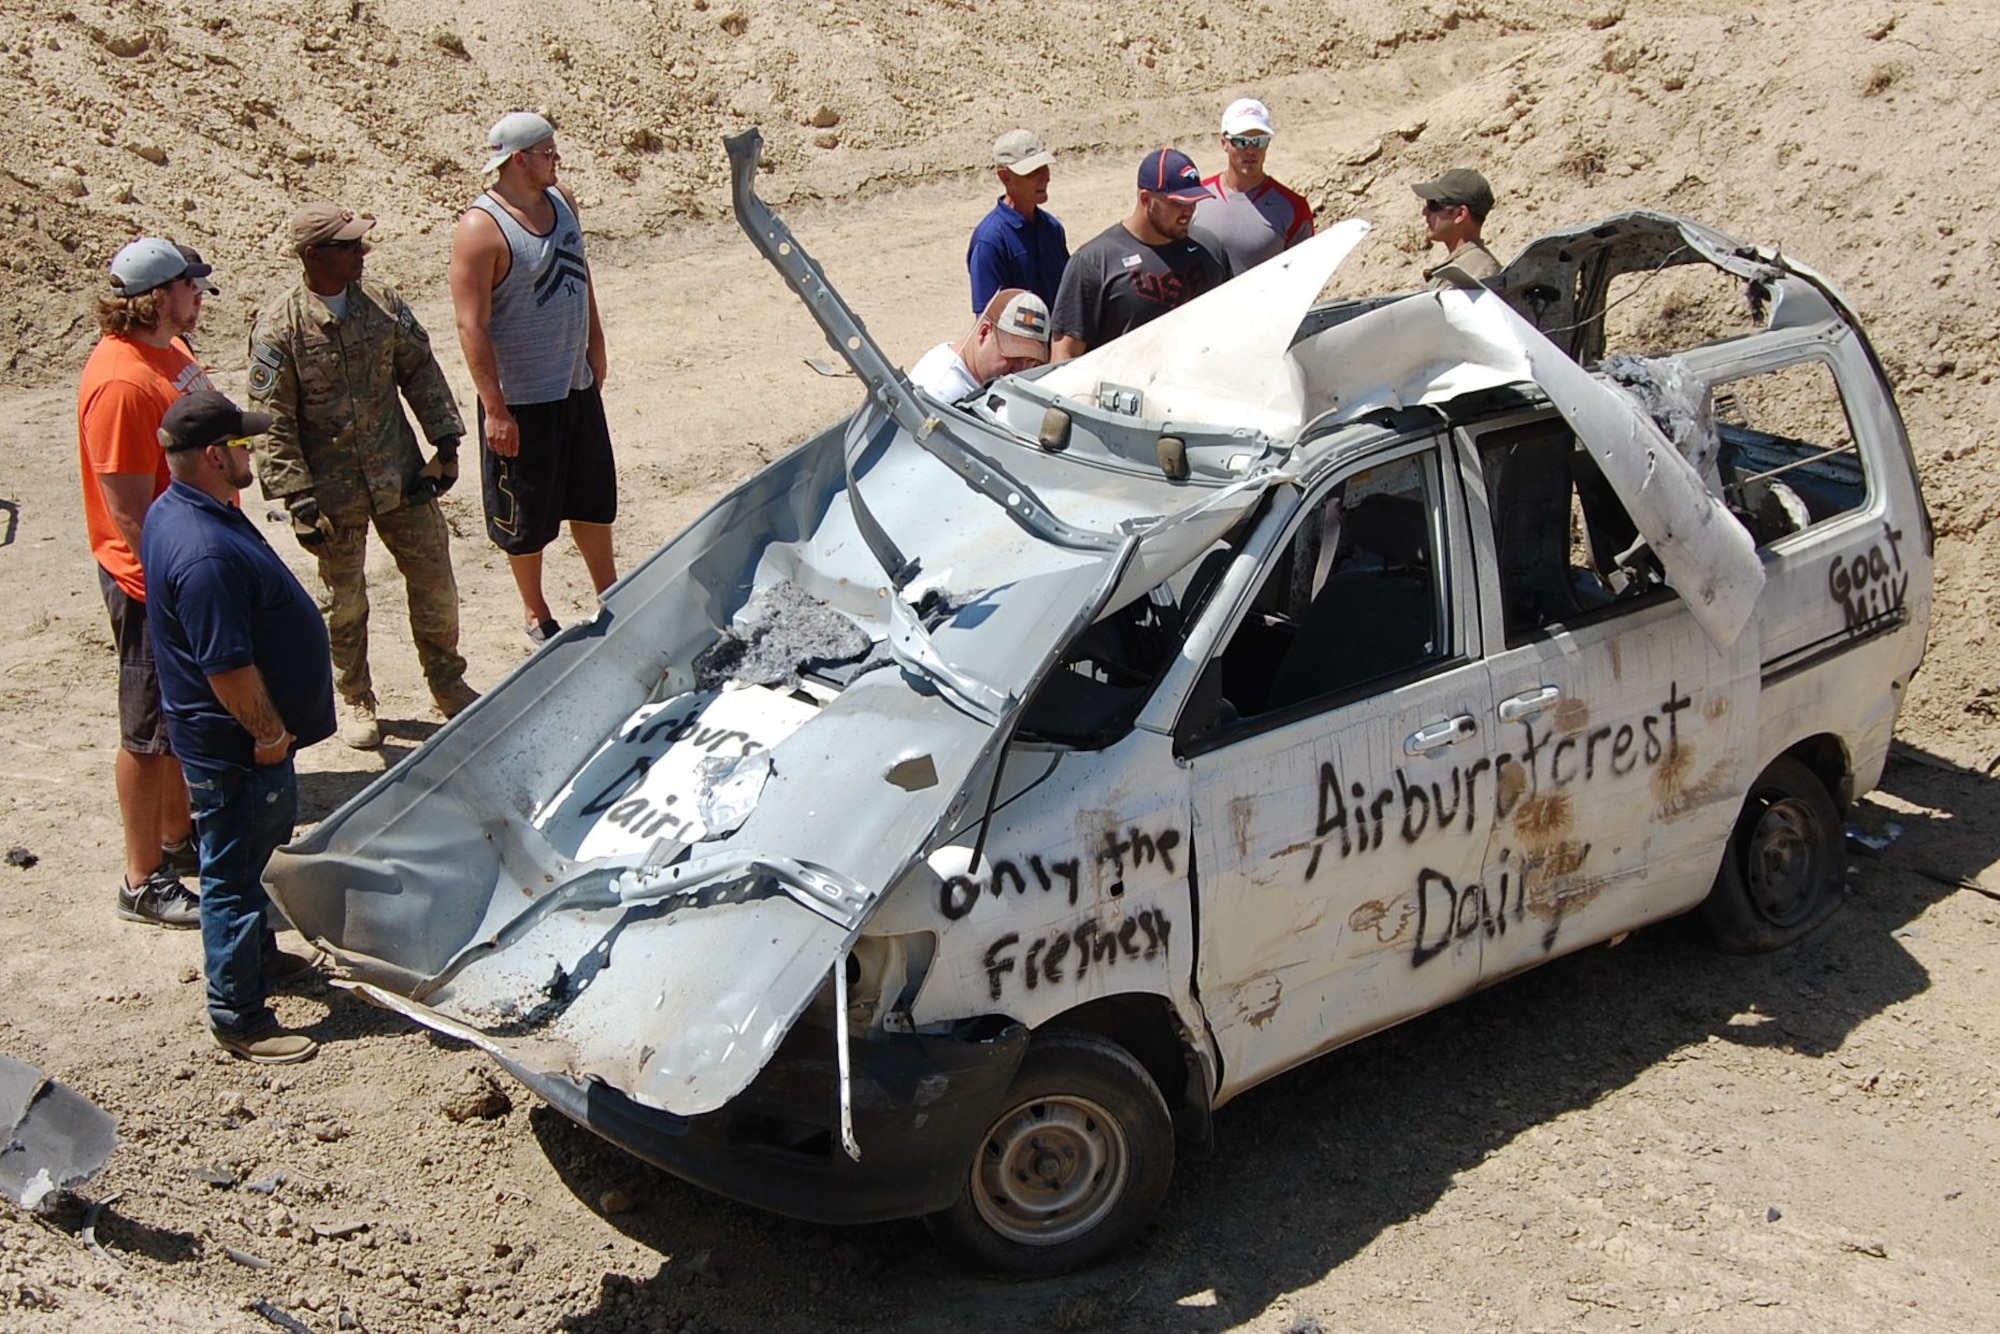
[1712,359,1868,545]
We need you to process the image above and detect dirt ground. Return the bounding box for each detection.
[3,0,1999,1330]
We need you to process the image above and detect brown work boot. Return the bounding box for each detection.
[339,694,381,749]
[264,948,322,988]
[211,1018,318,1065]
[431,677,481,720]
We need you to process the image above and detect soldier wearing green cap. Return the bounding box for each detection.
[246,203,479,750]
[1413,167,1503,290]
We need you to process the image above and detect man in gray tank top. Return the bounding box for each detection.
[449,111,619,645]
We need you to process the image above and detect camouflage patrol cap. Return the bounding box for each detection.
[291,204,375,255]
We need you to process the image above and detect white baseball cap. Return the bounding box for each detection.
[1221,98,1275,136]
[991,129,1055,176]
[483,111,557,173]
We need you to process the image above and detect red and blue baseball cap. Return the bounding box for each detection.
[1138,148,1208,202]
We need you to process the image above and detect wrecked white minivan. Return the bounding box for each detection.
[268,131,1931,1275]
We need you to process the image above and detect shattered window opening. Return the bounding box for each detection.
[1476,418,1671,647]
[1709,358,1869,547]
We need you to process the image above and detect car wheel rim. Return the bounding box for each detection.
[1743,795,1825,926]
[971,1093,1128,1246]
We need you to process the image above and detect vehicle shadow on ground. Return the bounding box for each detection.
[294,721,438,824]
[529,745,1995,1333]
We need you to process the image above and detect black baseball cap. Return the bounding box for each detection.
[159,390,273,452]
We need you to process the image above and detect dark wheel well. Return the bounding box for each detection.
[1041,993,1209,1139]
[1784,733,1855,813]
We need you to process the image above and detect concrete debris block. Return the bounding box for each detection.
[438,1067,512,1123]
[0,1055,117,1210]
[693,580,871,689]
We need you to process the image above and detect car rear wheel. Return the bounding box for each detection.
[1702,755,1845,953]
[924,1030,1174,1277]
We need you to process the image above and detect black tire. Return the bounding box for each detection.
[924,1030,1175,1277]
[1702,755,1845,953]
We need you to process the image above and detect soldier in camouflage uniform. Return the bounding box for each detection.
[247,203,479,749]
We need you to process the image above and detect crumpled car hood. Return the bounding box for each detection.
[266,394,1268,1118]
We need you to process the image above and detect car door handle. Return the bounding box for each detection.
[1497,686,1561,723]
[1406,715,1476,755]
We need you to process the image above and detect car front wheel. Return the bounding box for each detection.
[1702,754,1845,953]
[924,1030,1174,1276]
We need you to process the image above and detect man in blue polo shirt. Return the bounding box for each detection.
[966,129,1069,314]
[143,391,337,1064]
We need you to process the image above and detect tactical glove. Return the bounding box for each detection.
[286,493,336,548]
[412,442,461,501]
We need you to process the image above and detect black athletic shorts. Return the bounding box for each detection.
[98,564,173,756]
[479,383,619,556]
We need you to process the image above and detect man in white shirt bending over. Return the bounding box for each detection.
[909,288,1051,402]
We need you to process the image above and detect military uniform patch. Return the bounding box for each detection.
[248,360,277,398]
[396,301,429,343]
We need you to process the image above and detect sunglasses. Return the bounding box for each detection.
[315,238,366,251]
[1224,133,1272,150]
[1423,199,1465,214]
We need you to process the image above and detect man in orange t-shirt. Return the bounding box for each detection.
[77,237,217,928]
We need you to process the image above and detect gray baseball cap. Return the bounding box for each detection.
[109,237,217,297]
[483,111,556,172]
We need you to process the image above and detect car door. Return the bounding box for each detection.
[1463,410,1761,985]
[1175,438,1502,1100]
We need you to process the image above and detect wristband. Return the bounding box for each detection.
[253,730,288,750]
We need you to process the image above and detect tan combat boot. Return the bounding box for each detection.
[340,694,381,749]
[432,678,481,720]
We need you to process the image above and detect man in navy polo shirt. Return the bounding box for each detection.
[966,129,1069,314]
[143,391,336,1064]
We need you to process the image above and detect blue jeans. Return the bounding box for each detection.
[182,757,297,1034]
